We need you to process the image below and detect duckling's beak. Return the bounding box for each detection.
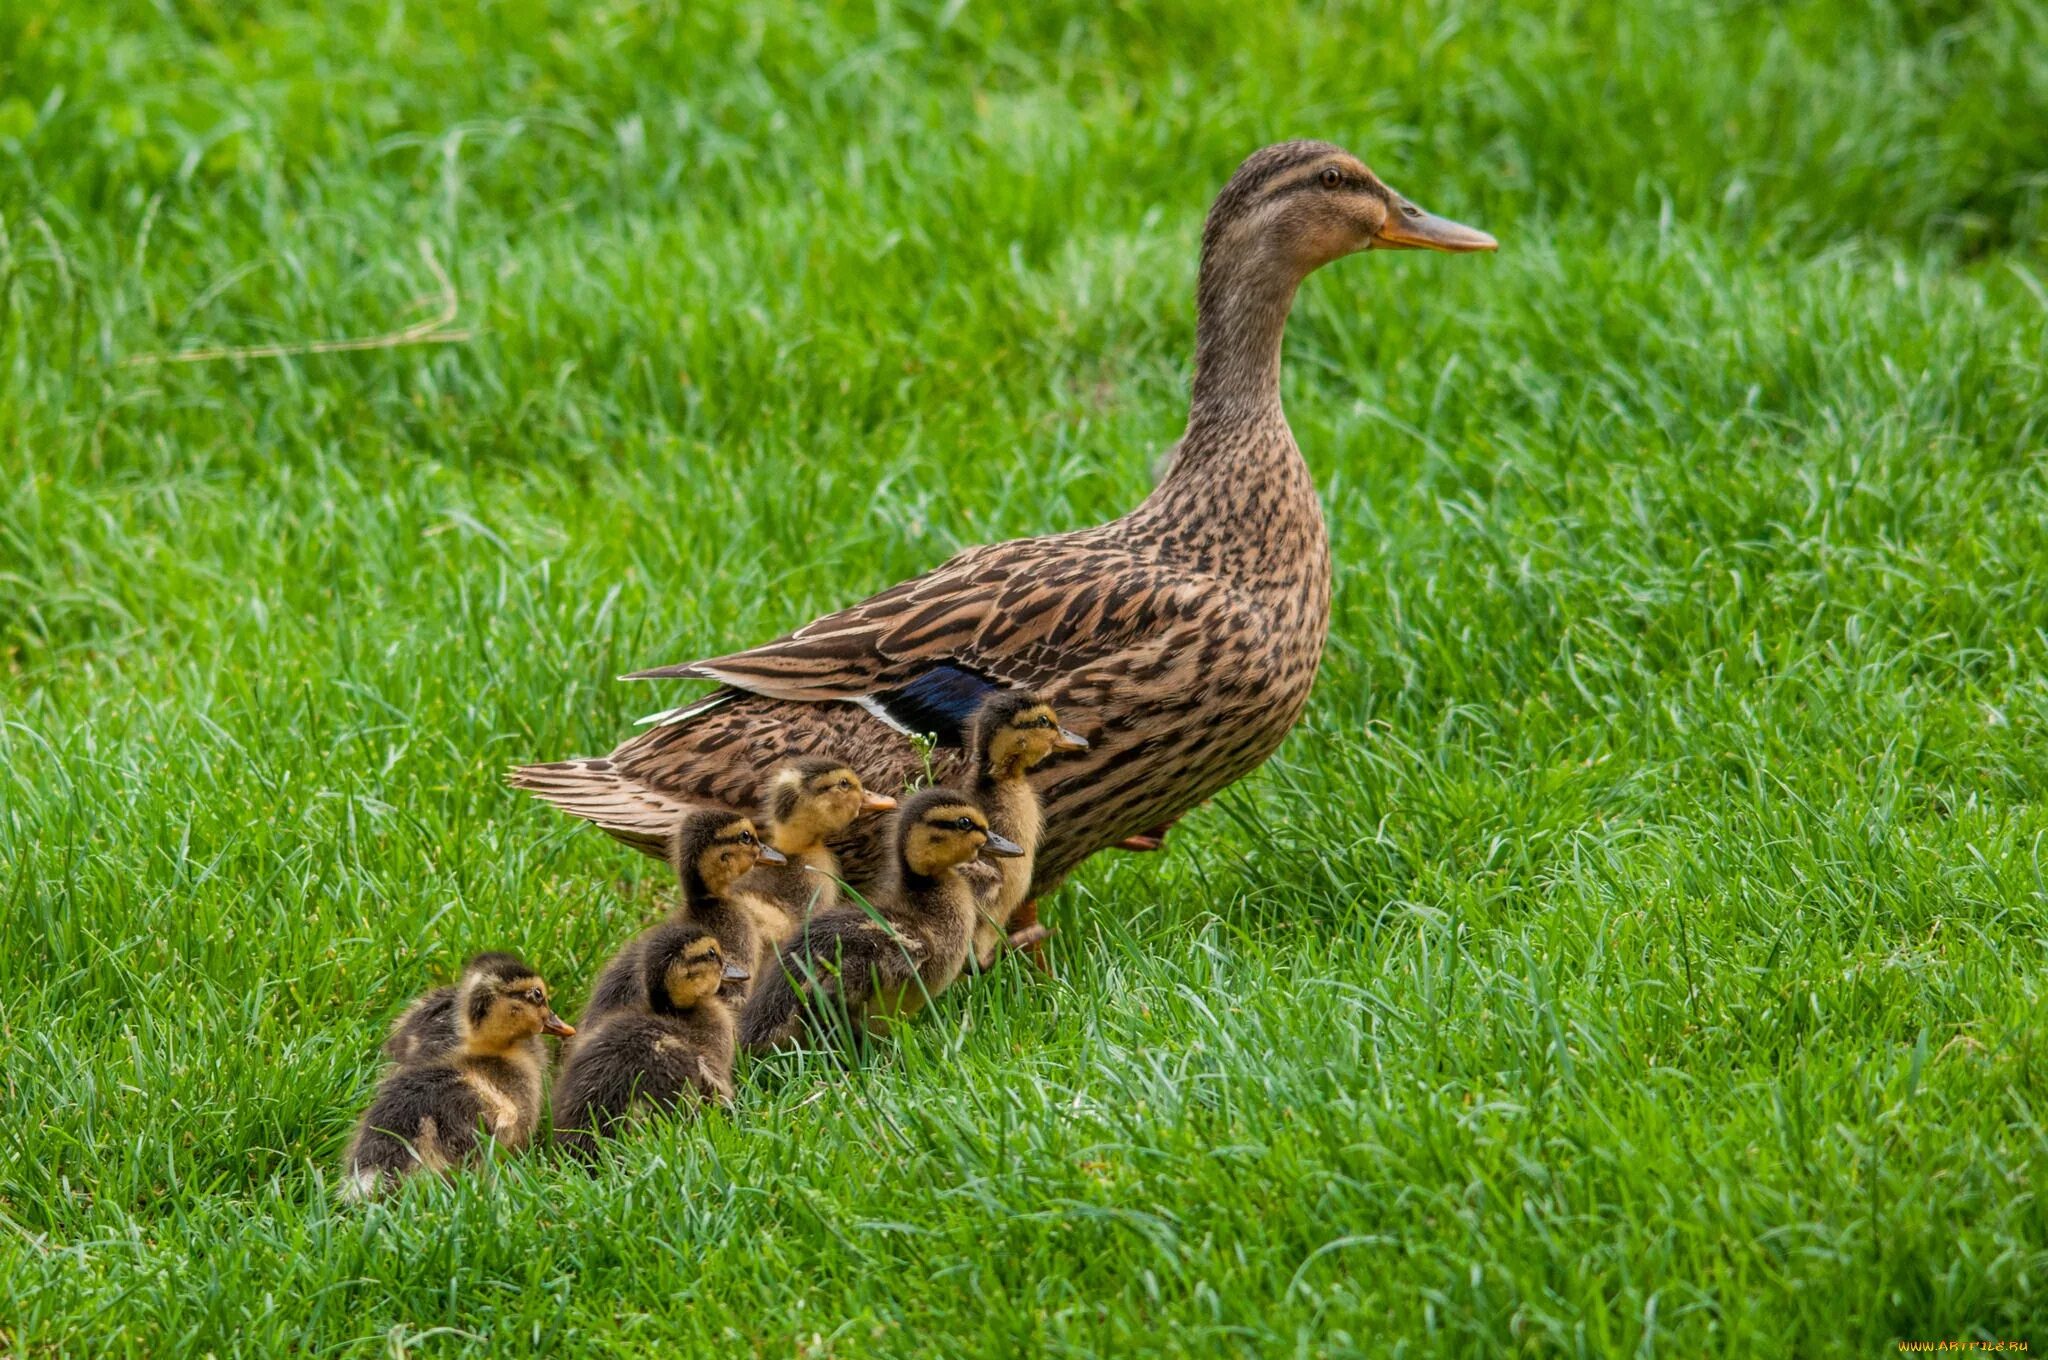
[1053,728,1090,752]
[860,790,899,813]
[1372,193,1497,253]
[981,830,1026,859]
[756,844,788,865]
[541,1010,576,1038]
[721,960,752,982]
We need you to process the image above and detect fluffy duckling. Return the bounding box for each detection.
[740,755,897,944]
[553,922,745,1157]
[344,953,574,1198]
[957,691,1087,969]
[581,810,780,1026]
[672,809,787,1005]
[738,787,1020,1048]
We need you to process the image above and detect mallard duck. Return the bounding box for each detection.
[344,953,574,1197]
[738,786,1019,1048]
[581,810,779,1025]
[513,140,1493,898]
[552,921,742,1158]
[952,690,1086,969]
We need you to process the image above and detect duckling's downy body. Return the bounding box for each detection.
[553,922,743,1157]
[956,692,1086,967]
[515,141,1494,899]
[738,787,1021,1048]
[381,986,461,1065]
[345,953,574,1198]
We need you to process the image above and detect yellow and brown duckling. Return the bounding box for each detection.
[956,691,1087,969]
[738,786,1020,1048]
[580,810,779,1026]
[552,922,744,1158]
[344,952,574,1198]
[669,808,785,1004]
[740,755,896,940]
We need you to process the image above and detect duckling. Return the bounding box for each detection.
[344,953,574,1198]
[738,786,1021,1048]
[956,691,1087,969]
[581,810,781,1025]
[380,953,565,1066]
[740,755,897,947]
[673,808,789,1005]
[553,922,745,1158]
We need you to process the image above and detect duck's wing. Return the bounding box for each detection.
[629,534,1207,745]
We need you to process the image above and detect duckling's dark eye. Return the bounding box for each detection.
[527,988,544,1005]
[1319,166,1342,189]
[955,817,976,831]
[740,831,755,845]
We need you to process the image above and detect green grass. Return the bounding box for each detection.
[4,0,2047,1353]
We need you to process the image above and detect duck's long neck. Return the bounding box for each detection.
[1186,248,1300,432]
[1136,246,1323,581]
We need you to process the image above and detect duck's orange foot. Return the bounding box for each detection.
[1005,899,1054,974]
[1114,818,1179,853]
[1007,923,1052,951]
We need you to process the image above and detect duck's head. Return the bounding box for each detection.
[971,690,1088,780]
[640,921,749,1012]
[763,755,897,852]
[1204,140,1496,279]
[670,808,785,901]
[454,951,574,1053]
[896,786,1024,878]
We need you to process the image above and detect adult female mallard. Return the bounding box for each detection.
[514,140,1494,924]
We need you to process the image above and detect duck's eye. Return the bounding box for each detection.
[740,832,755,845]
[527,988,544,1005]
[1319,166,1342,189]
[956,817,977,831]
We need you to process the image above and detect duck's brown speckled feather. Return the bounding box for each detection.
[515,475,1325,895]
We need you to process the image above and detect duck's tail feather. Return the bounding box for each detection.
[631,687,741,728]
[505,760,693,858]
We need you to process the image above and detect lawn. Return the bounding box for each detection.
[4,0,2047,1354]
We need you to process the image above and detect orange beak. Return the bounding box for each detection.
[1371,192,1497,253]
[861,790,899,813]
[541,1010,576,1038]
